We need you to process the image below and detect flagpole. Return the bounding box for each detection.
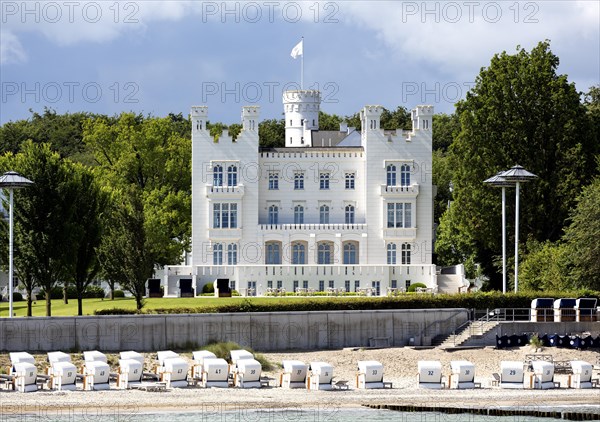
[301,37,304,89]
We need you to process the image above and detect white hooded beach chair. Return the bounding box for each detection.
[81,350,110,391]
[280,360,307,389]
[356,360,384,389]
[499,361,525,389]
[531,361,556,389]
[155,351,189,388]
[47,352,77,391]
[307,362,333,391]
[569,361,595,389]
[9,352,37,392]
[449,360,476,389]
[192,350,217,379]
[417,361,444,389]
[116,358,143,389]
[233,358,262,388]
[201,358,229,388]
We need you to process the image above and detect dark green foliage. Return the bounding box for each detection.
[258,119,285,148]
[93,290,599,316]
[202,283,214,294]
[113,290,125,298]
[41,285,106,299]
[437,41,598,289]
[12,292,23,302]
[407,283,428,292]
[0,108,98,163]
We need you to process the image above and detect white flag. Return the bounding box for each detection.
[290,39,303,59]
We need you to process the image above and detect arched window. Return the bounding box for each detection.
[343,242,358,264]
[227,165,237,186]
[400,164,410,186]
[317,242,331,264]
[268,205,279,225]
[213,243,223,265]
[401,243,411,265]
[266,242,281,264]
[345,205,355,224]
[213,165,223,187]
[319,205,329,224]
[227,244,237,265]
[292,243,306,265]
[294,205,304,224]
[386,164,396,186]
[387,243,397,265]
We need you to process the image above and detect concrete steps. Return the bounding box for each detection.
[437,321,500,349]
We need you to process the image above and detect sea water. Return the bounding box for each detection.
[0,407,575,422]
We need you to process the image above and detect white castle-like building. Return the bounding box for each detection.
[164,90,462,297]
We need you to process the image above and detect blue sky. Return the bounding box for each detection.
[1,1,598,125]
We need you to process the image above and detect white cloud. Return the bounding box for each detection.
[339,1,599,80]
[0,30,27,64]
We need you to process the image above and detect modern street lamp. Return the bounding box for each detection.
[498,165,538,293]
[0,171,34,318]
[484,173,514,294]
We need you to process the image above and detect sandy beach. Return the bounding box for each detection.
[1,346,599,417]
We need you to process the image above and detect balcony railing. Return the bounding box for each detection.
[260,223,367,232]
[206,184,245,198]
[380,184,419,196]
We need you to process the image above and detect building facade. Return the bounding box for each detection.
[165,90,436,296]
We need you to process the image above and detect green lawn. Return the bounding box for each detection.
[0,296,340,317]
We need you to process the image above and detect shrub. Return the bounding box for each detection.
[407,282,428,292]
[113,290,125,298]
[202,283,214,294]
[96,290,600,315]
[94,308,138,315]
[12,292,23,302]
[231,290,240,297]
[203,341,274,370]
[84,285,106,299]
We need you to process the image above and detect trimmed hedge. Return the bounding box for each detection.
[113,290,125,298]
[12,292,23,302]
[40,285,106,299]
[94,290,600,315]
[407,282,427,292]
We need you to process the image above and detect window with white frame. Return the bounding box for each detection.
[354,280,360,292]
[317,242,332,264]
[303,280,308,289]
[401,243,411,265]
[345,205,355,224]
[386,164,396,186]
[345,173,355,190]
[268,172,279,190]
[294,172,304,190]
[387,203,412,228]
[268,204,279,224]
[227,165,237,186]
[277,280,283,289]
[266,242,281,264]
[213,165,223,187]
[213,243,223,265]
[319,205,329,224]
[318,280,325,291]
[343,242,358,264]
[292,243,306,264]
[213,203,237,228]
[328,280,334,289]
[387,243,397,264]
[319,172,330,190]
[400,164,410,186]
[294,205,304,224]
[227,244,237,265]
[345,280,350,292]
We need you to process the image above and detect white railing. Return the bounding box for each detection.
[260,223,367,231]
[380,184,419,195]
